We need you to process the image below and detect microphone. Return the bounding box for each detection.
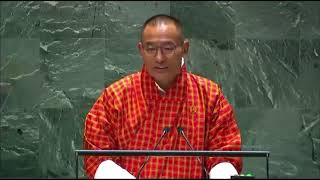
[136,127,171,179]
[177,127,209,179]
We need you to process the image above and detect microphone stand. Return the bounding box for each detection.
[177,127,210,179]
[136,127,171,179]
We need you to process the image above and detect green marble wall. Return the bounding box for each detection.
[0,1,319,178]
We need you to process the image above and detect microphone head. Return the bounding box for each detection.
[177,127,184,134]
[163,127,171,133]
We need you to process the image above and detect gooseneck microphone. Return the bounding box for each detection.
[136,127,171,179]
[177,127,209,179]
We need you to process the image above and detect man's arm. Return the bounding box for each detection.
[206,86,243,177]
[83,89,120,178]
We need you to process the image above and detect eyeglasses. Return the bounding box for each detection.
[142,43,181,57]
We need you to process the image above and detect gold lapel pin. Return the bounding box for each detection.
[190,106,197,114]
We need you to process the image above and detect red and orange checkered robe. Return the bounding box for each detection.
[84,64,242,178]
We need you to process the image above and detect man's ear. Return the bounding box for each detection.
[137,42,144,56]
[182,39,190,55]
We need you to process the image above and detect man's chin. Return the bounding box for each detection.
[151,71,168,80]
[153,76,167,84]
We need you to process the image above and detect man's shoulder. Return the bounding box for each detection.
[104,72,141,94]
[186,72,223,105]
[187,72,220,91]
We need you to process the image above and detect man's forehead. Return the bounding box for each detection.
[143,22,181,36]
[144,23,179,34]
[145,21,177,29]
[142,27,183,44]
[143,40,176,45]
[153,21,174,31]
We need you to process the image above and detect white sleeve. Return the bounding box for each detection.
[209,162,238,179]
[94,160,136,179]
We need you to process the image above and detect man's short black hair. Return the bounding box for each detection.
[140,14,184,42]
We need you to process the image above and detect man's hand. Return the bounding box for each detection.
[94,160,136,179]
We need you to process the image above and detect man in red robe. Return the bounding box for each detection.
[83,14,242,179]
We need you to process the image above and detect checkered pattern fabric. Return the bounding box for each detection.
[83,64,242,178]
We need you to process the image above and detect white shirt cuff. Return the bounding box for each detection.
[94,160,136,179]
[209,162,238,179]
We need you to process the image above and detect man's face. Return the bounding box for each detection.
[138,22,189,89]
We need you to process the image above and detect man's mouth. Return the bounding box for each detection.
[155,66,168,69]
[154,66,168,72]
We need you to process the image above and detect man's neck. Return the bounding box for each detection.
[155,57,184,94]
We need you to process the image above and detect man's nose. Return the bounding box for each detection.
[155,48,165,63]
